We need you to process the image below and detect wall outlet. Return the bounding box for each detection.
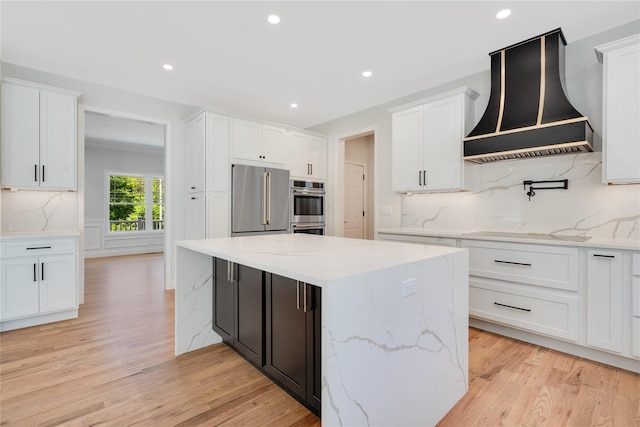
[401,278,416,298]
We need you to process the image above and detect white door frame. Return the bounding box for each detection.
[81,106,172,292]
[333,126,376,238]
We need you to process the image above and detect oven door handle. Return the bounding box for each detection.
[291,189,326,196]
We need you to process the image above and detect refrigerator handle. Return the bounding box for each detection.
[262,171,268,225]
[266,172,272,225]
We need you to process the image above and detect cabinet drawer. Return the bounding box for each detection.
[633,277,640,317]
[469,281,580,342]
[462,240,579,291]
[1,238,76,258]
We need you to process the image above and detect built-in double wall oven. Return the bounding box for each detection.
[290,180,325,235]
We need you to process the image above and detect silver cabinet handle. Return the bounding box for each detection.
[227,261,236,283]
[296,281,301,310]
[494,260,532,267]
[310,164,313,175]
[303,283,308,312]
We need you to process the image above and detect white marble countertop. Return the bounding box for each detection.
[0,230,80,239]
[377,228,640,251]
[177,233,464,287]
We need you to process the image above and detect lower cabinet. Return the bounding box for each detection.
[265,274,321,414]
[212,259,264,367]
[1,236,78,329]
[212,259,321,415]
[586,250,623,353]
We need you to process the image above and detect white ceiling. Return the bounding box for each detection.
[2,1,639,131]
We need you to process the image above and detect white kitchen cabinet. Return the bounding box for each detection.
[390,87,478,193]
[586,250,623,353]
[184,110,231,239]
[632,253,640,358]
[232,119,288,168]
[1,236,78,330]
[185,193,206,240]
[1,78,80,190]
[596,34,640,184]
[462,240,581,342]
[289,131,327,180]
[184,111,229,193]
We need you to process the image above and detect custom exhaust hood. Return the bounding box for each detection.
[464,28,593,163]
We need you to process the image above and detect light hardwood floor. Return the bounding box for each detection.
[1,253,638,426]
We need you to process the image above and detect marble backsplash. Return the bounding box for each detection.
[1,190,79,233]
[401,152,639,240]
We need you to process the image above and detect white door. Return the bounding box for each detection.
[1,258,40,320]
[39,255,77,313]
[39,90,77,189]
[344,163,364,239]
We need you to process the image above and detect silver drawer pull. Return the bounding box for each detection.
[27,246,52,250]
[494,302,531,312]
[593,254,615,258]
[494,260,532,267]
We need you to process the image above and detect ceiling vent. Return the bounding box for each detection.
[464,28,593,163]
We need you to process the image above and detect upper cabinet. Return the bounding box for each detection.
[184,111,229,193]
[596,34,640,184]
[1,79,81,190]
[289,131,327,181]
[390,87,478,193]
[232,118,288,169]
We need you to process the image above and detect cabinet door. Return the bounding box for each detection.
[424,95,463,191]
[39,90,77,189]
[289,132,310,178]
[265,274,307,400]
[308,136,327,180]
[205,113,230,193]
[261,125,288,167]
[39,255,77,313]
[184,193,206,240]
[1,258,40,320]
[233,119,261,162]
[306,284,322,413]
[0,83,40,188]
[235,264,264,367]
[212,258,235,342]
[206,191,229,238]
[602,40,640,184]
[184,113,206,192]
[392,106,424,193]
[586,250,623,353]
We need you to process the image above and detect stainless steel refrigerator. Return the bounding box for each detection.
[231,164,290,236]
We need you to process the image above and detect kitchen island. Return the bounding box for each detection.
[175,234,469,426]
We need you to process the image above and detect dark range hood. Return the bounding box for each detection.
[464,28,593,163]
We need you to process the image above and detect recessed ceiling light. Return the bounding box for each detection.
[496,9,511,19]
[163,64,174,71]
[290,103,298,108]
[268,14,280,24]
[362,70,373,78]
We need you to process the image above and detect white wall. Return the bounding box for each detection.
[1,63,197,290]
[309,21,640,240]
[84,143,165,257]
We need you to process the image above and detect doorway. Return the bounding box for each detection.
[343,132,375,240]
[82,108,168,297]
[344,163,365,239]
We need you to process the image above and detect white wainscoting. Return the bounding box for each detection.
[84,219,164,258]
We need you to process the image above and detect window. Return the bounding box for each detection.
[108,174,164,232]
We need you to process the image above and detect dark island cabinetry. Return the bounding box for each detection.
[212,258,264,367]
[212,257,320,415]
[265,274,321,414]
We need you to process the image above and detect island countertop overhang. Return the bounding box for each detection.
[176,233,466,287]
